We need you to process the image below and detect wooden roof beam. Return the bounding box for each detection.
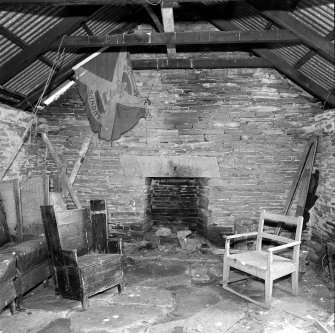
[0,7,100,86]
[246,0,335,63]
[161,0,176,58]
[294,29,334,69]
[56,29,301,48]
[131,56,274,69]
[15,56,86,110]
[0,87,26,101]
[0,0,243,5]
[0,24,58,70]
[143,3,164,32]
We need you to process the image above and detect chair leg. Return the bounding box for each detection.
[264,276,273,308]
[16,295,26,312]
[9,300,17,315]
[117,283,124,294]
[291,271,299,295]
[82,295,89,310]
[222,263,230,287]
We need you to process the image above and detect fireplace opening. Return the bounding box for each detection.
[146,177,210,237]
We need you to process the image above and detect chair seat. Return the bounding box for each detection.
[77,252,122,269]
[0,253,16,284]
[228,251,295,276]
[0,239,48,276]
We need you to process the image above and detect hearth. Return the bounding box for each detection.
[146,177,210,236]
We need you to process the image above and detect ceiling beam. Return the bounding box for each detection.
[0,7,100,86]
[161,0,176,58]
[131,56,274,69]
[199,10,335,107]
[246,0,335,63]
[56,30,301,48]
[0,0,243,4]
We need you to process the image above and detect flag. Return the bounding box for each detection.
[74,50,145,142]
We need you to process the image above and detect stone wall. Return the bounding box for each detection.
[0,103,33,180]
[0,58,326,242]
[309,110,335,242]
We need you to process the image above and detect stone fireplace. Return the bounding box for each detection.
[146,177,210,235]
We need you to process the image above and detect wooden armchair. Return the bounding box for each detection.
[40,200,124,309]
[222,210,303,308]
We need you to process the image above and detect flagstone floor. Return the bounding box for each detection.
[0,248,334,333]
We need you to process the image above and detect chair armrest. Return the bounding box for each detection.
[224,232,258,240]
[62,249,78,266]
[223,232,258,257]
[267,241,301,253]
[107,238,123,254]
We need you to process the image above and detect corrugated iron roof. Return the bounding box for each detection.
[0,1,333,108]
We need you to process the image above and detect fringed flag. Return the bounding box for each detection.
[74,50,145,143]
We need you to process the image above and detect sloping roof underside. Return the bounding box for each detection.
[0,0,334,109]
[207,0,334,94]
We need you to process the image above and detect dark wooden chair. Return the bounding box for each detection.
[40,200,124,309]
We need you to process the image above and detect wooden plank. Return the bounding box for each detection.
[20,175,50,238]
[41,133,82,209]
[0,7,99,86]
[295,137,318,217]
[0,23,59,70]
[58,30,301,48]
[294,29,334,69]
[55,208,91,254]
[282,139,314,215]
[247,0,335,63]
[90,199,108,253]
[68,133,94,185]
[143,3,164,32]
[132,57,274,69]
[0,0,233,4]
[0,87,25,101]
[161,0,176,58]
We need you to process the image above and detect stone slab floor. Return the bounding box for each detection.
[0,252,334,333]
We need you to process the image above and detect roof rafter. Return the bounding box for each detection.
[0,6,101,86]
[0,87,26,101]
[246,0,335,63]
[143,3,164,32]
[0,24,58,70]
[55,29,301,48]
[15,55,88,110]
[294,29,334,69]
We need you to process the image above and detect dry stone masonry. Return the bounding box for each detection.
[0,54,333,248]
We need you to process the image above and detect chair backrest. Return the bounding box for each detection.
[21,175,49,238]
[0,200,12,247]
[256,210,303,251]
[54,208,92,256]
[0,179,22,241]
[41,205,93,268]
[90,199,108,253]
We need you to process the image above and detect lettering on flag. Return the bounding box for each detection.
[74,51,145,143]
